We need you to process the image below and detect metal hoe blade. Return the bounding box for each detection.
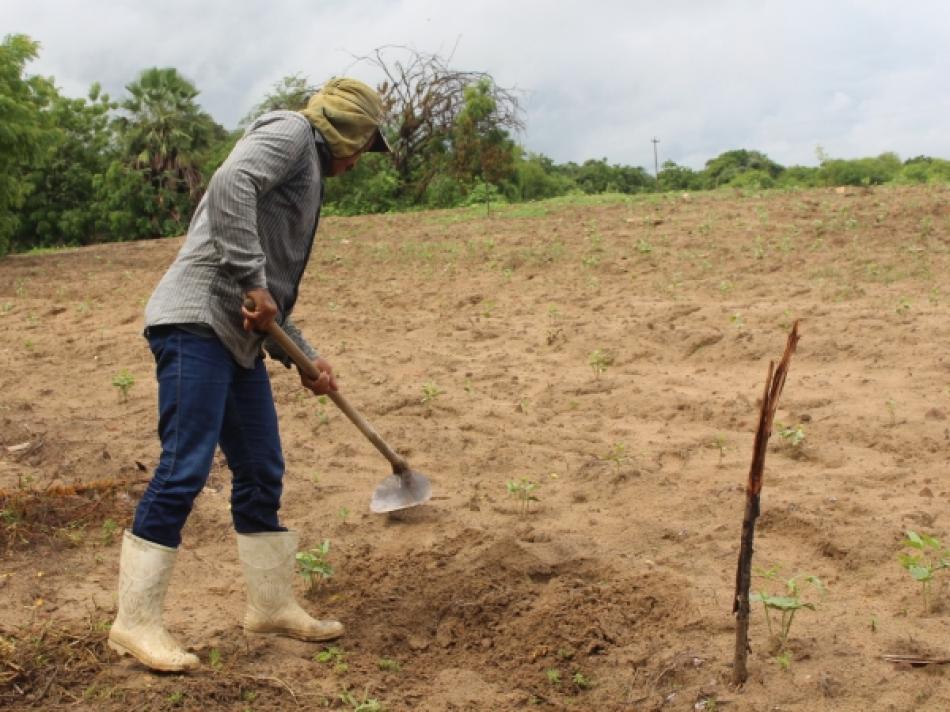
[371,470,433,513]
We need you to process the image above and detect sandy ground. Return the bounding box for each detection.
[1,184,949,710]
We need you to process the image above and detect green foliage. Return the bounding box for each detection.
[3,39,950,255]
[0,34,57,255]
[776,423,805,448]
[111,370,135,402]
[296,539,333,590]
[240,73,315,127]
[898,530,949,614]
[15,83,117,250]
[506,478,539,516]
[817,152,902,186]
[420,382,443,404]
[704,149,783,188]
[588,348,613,376]
[111,67,223,238]
[751,566,826,655]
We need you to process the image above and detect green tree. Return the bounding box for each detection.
[703,149,783,188]
[451,78,517,191]
[0,34,56,255]
[16,82,117,249]
[112,67,222,237]
[240,73,315,127]
[657,160,701,191]
[513,151,576,201]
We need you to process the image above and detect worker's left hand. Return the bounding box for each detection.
[300,357,338,396]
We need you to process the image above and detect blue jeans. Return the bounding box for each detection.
[132,326,287,548]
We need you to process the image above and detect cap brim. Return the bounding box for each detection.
[367,128,391,153]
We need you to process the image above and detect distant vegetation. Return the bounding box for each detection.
[3,34,950,256]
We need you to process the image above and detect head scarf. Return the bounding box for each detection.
[299,78,388,158]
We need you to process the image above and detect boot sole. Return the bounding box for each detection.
[108,638,199,673]
[244,626,344,642]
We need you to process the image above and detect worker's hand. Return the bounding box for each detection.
[242,288,278,333]
[300,357,338,396]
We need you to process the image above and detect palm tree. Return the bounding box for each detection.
[114,68,220,210]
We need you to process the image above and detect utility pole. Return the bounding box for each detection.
[651,137,660,181]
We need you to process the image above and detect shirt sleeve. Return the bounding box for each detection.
[263,315,319,368]
[206,114,313,291]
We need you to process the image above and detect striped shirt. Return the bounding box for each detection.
[144,111,325,368]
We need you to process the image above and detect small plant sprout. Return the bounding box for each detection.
[296,540,333,590]
[315,645,345,665]
[710,435,729,466]
[730,312,744,329]
[588,349,613,377]
[208,647,223,671]
[572,671,593,690]
[377,657,401,672]
[315,395,330,426]
[896,296,911,315]
[339,687,382,712]
[111,370,135,402]
[506,478,539,516]
[885,397,897,425]
[751,566,826,656]
[545,668,561,685]
[338,506,350,525]
[776,423,805,448]
[898,530,949,614]
[420,382,443,404]
[101,519,119,545]
[601,443,629,473]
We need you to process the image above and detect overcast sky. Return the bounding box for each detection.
[4,1,950,170]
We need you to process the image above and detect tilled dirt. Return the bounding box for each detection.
[1,185,949,710]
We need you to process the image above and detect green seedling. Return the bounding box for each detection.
[545,668,561,685]
[421,382,443,404]
[885,398,897,425]
[636,239,653,254]
[898,530,949,614]
[315,395,330,427]
[506,478,539,516]
[710,435,729,466]
[896,297,911,315]
[0,302,13,314]
[111,371,135,403]
[730,312,744,329]
[315,645,345,665]
[751,566,826,655]
[377,657,401,672]
[296,540,333,590]
[776,423,805,448]
[338,506,350,525]
[601,443,629,473]
[572,672,593,690]
[208,647,223,671]
[588,349,613,376]
[339,688,382,712]
[101,518,119,545]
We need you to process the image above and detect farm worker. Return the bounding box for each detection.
[108,78,391,672]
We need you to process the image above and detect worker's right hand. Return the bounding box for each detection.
[241,288,279,333]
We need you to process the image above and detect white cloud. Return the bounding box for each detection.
[3,0,950,169]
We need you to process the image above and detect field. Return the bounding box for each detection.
[1,185,949,710]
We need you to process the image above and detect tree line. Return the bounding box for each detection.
[3,35,949,256]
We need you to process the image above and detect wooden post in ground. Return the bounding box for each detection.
[732,321,800,686]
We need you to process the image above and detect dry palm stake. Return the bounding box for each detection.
[733,321,800,685]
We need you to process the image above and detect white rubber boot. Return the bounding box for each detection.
[107,530,199,672]
[237,531,344,642]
